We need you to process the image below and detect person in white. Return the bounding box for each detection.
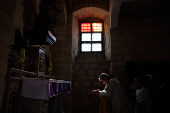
[92,73,132,113]
[134,78,151,113]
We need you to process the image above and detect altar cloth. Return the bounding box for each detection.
[49,79,71,97]
[20,78,71,99]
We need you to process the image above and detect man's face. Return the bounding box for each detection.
[101,77,107,85]
[134,78,141,87]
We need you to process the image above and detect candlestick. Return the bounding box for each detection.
[18,48,25,70]
[48,61,52,71]
[19,48,25,63]
[48,53,52,76]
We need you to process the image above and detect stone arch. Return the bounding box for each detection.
[72,7,111,61]
[72,0,110,12]
[73,7,109,20]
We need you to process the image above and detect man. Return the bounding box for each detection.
[92,73,132,113]
[134,78,151,113]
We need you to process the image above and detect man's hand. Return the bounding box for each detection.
[91,89,100,95]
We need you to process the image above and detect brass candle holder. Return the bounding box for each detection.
[18,48,25,70]
[18,62,25,70]
[48,53,52,76]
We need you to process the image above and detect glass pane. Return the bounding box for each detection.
[82,43,91,52]
[92,43,102,51]
[92,23,102,32]
[92,33,102,41]
[81,23,91,32]
[82,33,91,41]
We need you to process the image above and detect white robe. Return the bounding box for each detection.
[99,78,131,113]
[135,87,151,113]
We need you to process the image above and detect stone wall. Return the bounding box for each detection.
[0,0,17,108]
[65,10,112,113]
[51,0,73,81]
[111,12,170,88]
[69,53,108,113]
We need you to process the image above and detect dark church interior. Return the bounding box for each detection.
[0,0,169,113]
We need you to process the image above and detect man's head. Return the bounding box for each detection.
[99,73,109,85]
[134,78,142,87]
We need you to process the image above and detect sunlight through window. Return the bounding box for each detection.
[81,22,103,52]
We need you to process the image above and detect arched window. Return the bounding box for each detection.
[80,22,103,52]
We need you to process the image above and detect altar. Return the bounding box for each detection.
[18,78,71,113]
[3,48,72,113]
[20,78,71,99]
[3,28,71,113]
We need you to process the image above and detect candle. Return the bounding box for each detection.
[48,61,52,71]
[19,48,25,63]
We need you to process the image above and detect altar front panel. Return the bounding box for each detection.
[50,80,71,97]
